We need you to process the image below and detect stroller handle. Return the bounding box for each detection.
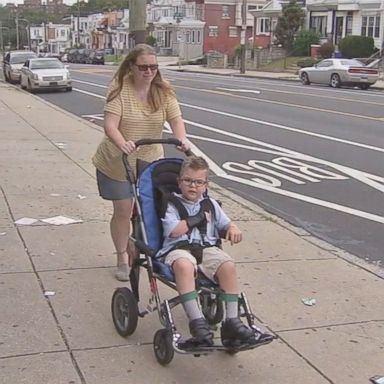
[134,138,193,157]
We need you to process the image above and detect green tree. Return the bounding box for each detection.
[293,29,320,56]
[275,0,305,51]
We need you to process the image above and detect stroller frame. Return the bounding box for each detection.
[111,139,273,365]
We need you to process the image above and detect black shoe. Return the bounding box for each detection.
[221,318,273,347]
[189,318,214,346]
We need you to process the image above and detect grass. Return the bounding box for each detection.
[104,54,124,63]
[259,56,308,71]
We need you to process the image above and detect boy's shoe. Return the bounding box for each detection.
[221,318,273,347]
[189,318,214,346]
[114,264,130,282]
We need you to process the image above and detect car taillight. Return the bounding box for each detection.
[348,67,378,74]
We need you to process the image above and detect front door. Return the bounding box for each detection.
[335,17,344,45]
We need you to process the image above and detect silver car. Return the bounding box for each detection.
[298,58,379,90]
[3,50,37,83]
[20,58,72,92]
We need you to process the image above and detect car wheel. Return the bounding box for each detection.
[66,86,72,92]
[330,73,341,88]
[300,72,310,85]
[358,84,370,90]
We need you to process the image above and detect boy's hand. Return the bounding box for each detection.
[225,223,242,245]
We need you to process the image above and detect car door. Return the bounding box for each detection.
[20,60,29,87]
[310,60,333,83]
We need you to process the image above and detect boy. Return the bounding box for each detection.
[157,156,273,347]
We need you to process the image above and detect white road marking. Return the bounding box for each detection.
[217,87,261,94]
[180,103,384,153]
[71,84,384,223]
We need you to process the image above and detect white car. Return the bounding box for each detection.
[298,58,379,90]
[20,58,72,92]
[3,50,37,83]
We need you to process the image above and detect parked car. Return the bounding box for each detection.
[67,49,78,63]
[299,58,379,90]
[3,50,37,83]
[86,49,105,65]
[20,57,72,92]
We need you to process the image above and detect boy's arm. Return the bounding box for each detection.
[224,222,242,245]
[163,204,207,238]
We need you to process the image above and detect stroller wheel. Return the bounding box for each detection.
[153,329,174,365]
[111,287,138,337]
[200,292,224,325]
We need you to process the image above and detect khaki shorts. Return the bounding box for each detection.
[164,246,234,282]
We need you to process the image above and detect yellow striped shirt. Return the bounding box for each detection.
[92,78,182,181]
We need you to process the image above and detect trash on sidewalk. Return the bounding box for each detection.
[301,297,316,306]
[14,217,39,225]
[41,215,83,225]
[77,194,87,200]
[370,376,384,384]
[0,232,6,236]
[44,291,56,297]
[50,193,61,197]
[54,142,67,149]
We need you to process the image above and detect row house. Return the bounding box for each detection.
[249,0,384,50]
[184,0,266,56]
[148,0,205,59]
[30,23,71,54]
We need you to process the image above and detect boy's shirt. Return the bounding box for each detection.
[157,193,231,257]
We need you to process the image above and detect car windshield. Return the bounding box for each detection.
[30,59,64,70]
[340,59,363,67]
[10,53,36,64]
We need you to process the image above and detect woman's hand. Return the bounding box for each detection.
[177,138,191,152]
[119,140,136,155]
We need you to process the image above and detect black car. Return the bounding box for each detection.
[86,49,105,65]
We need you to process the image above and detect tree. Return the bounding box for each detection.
[293,30,320,56]
[274,0,305,52]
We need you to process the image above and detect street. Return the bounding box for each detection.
[35,63,384,267]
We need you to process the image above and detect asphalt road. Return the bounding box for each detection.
[18,63,384,266]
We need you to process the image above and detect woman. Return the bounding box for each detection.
[93,44,190,281]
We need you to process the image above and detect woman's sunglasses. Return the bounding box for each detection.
[134,64,159,71]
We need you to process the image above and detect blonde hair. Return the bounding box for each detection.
[180,156,209,176]
[107,44,175,112]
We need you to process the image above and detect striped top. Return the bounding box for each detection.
[92,77,182,181]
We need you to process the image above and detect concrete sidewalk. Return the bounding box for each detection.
[0,81,383,384]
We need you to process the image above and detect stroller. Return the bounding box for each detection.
[111,138,274,365]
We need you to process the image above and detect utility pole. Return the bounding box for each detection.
[129,0,147,46]
[77,0,80,47]
[240,0,247,74]
[15,13,19,50]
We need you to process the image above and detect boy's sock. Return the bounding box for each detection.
[221,292,239,319]
[180,291,203,321]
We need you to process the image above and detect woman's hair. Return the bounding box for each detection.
[107,43,175,112]
[180,156,209,175]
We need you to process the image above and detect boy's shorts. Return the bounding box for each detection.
[164,246,234,282]
[96,169,134,200]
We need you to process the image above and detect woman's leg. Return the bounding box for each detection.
[111,199,134,280]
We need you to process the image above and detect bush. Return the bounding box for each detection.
[296,57,319,68]
[339,35,375,58]
[293,30,320,56]
[145,35,157,47]
[319,41,334,58]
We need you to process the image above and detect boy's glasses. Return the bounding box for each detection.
[134,64,159,71]
[180,178,208,187]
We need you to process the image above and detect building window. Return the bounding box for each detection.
[222,5,229,18]
[208,26,218,37]
[310,16,327,37]
[361,16,380,38]
[61,29,65,37]
[346,15,352,35]
[229,26,238,37]
[258,17,270,33]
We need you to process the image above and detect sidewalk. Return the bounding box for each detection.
[0,81,383,384]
